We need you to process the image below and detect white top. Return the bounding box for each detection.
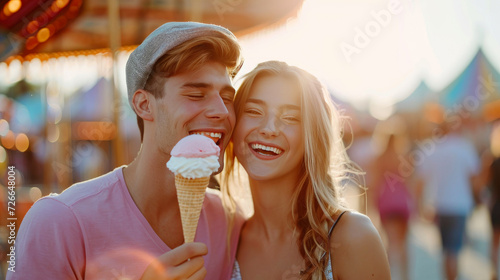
[230,259,334,280]
[416,133,480,215]
[230,211,347,280]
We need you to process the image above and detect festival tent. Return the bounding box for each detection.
[438,49,500,113]
[0,80,45,134]
[68,77,138,140]
[14,91,45,134]
[394,81,436,113]
[69,77,113,122]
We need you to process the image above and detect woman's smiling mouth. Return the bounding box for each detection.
[250,143,283,156]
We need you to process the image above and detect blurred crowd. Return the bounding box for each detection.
[347,111,500,279]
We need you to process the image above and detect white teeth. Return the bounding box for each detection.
[193,132,222,139]
[251,143,283,155]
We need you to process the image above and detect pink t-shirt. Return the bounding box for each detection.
[7,166,243,280]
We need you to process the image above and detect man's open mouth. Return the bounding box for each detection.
[190,131,222,146]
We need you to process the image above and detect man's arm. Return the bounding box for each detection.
[6,197,85,279]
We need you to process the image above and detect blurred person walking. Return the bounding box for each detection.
[416,122,480,280]
[487,121,500,280]
[369,117,414,280]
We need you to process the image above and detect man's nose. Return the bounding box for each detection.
[205,95,229,120]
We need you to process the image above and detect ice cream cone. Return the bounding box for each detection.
[175,174,210,243]
[167,134,220,243]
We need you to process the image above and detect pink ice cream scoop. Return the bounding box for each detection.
[167,135,220,178]
[170,134,220,158]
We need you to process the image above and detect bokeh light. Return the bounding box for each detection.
[0,119,9,136]
[29,187,42,202]
[51,2,59,13]
[48,103,63,124]
[47,125,60,143]
[423,103,445,124]
[2,5,11,17]
[15,133,29,152]
[25,36,38,50]
[1,130,15,149]
[37,28,51,43]
[0,146,6,162]
[5,0,22,15]
[491,123,500,157]
[56,0,69,9]
[26,20,40,35]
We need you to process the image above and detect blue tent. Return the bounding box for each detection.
[438,49,500,110]
[394,81,435,113]
[15,92,45,134]
[69,78,114,122]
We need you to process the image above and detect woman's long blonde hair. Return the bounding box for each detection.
[222,61,361,279]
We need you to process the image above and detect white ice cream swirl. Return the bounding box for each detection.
[166,155,220,179]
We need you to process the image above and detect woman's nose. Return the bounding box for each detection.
[259,115,280,137]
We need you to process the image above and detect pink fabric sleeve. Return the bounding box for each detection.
[6,197,86,280]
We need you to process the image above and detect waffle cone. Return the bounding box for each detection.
[175,174,210,243]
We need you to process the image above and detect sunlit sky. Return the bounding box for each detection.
[236,0,500,111]
[2,0,500,119]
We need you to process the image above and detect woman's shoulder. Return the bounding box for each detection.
[330,211,378,242]
[329,211,391,279]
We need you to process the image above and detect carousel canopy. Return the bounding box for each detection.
[394,81,435,113]
[0,0,303,60]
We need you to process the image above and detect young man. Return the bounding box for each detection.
[8,22,244,280]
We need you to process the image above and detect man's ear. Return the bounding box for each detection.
[132,90,154,121]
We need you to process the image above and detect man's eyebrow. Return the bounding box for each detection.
[181,82,211,89]
[181,83,235,94]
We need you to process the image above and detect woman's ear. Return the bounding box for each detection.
[132,90,154,121]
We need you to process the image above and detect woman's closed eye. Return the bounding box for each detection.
[281,115,301,123]
[244,108,263,116]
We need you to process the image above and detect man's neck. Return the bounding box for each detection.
[122,145,185,248]
[124,145,176,206]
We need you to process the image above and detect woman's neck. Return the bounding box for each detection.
[237,174,306,278]
[247,174,300,241]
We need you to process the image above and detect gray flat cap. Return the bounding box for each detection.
[125,21,237,107]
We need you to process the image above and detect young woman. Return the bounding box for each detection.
[223,61,390,280]
[369,118,414,280]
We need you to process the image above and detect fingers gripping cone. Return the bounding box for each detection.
[167,134,220,243]
[175,175,210,243]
